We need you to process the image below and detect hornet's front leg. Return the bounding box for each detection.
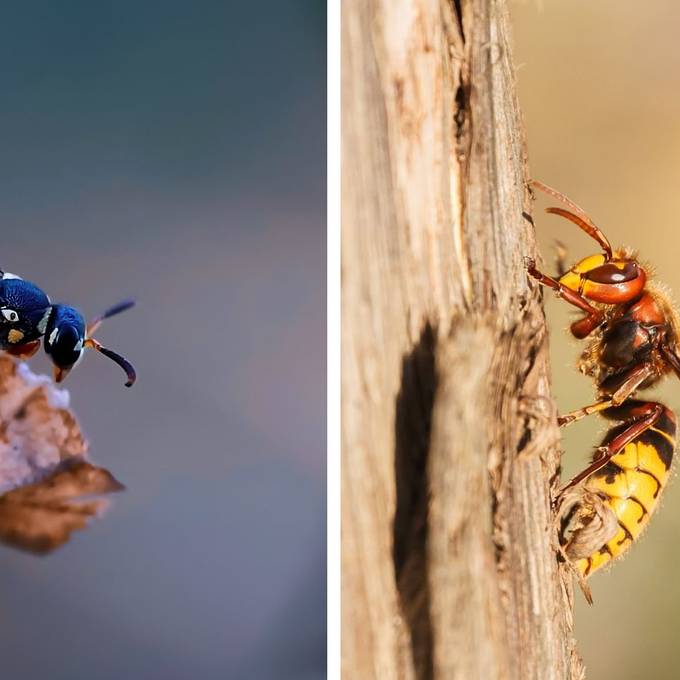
[526,257,604,339]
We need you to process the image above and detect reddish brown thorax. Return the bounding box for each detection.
[626,292,665,327]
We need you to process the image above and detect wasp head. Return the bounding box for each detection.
[44,300,137,386]
[44,305,86,383]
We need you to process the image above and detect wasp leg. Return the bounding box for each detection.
[4,339,41,360]
[557,401,664,497]
[526,258,604,338]
[558,399,615,427]
[558,362,655,427]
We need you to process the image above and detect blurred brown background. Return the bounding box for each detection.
[512,1,680,678]
[0,3,325,679]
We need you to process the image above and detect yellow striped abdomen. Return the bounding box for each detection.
[577,405,676,576]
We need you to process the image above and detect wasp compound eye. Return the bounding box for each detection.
[585,261,639,284]
[46,325,83,369]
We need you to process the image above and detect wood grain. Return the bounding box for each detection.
[342,0,583,677]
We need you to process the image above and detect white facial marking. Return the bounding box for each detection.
[2,272,21,280]
[37,307,52,334]
[74,339,83,352]
[1,308,19,322]
[48,328,59,346]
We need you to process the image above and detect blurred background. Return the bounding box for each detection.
[0,2,325,679]
[512,2,680,678]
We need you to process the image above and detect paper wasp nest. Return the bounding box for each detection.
[0,355,123,553]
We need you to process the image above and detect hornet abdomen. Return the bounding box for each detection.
[578,401,676,576]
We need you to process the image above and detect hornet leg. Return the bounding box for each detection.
[557,401,664,497]
[526,258,603,338]
[558,362,655,427]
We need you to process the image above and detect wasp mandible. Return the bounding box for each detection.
[527,181,679,577]
[0,271,136,387]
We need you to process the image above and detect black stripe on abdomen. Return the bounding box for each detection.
[638,428,675,470]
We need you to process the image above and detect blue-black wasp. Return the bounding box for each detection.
[0,270,136,387]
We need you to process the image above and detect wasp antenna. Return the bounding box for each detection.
[531,180,613,259]
[87,298,136,335]
[545,207,613,260]
[99,346,137,387]
[100,298,135,319]
[85,338,137,387]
